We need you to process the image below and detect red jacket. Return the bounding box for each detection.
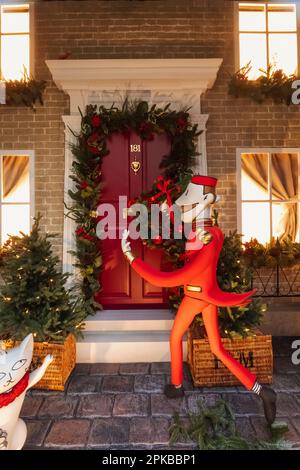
[132,226,255,307]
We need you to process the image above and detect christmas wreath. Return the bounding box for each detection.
[66,100,201,316]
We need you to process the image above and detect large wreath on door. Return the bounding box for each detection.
[66,100,201,316]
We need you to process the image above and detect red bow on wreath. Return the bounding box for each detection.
[148,176,179,224]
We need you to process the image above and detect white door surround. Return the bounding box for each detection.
[46,58,223,363]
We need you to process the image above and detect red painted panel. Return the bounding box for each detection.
[97,131,171,308]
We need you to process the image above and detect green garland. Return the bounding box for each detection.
[228,63,298,105]
[3,77,46,110]
[66,100,201,316]
[243,237,300,269]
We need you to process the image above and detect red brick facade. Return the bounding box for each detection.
[0,0,299,258]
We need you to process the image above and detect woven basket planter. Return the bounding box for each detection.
[6,334,76,391]
[187,324,273,387]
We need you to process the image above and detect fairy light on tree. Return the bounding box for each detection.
[0,214,86,342]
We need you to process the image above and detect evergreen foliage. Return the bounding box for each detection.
[0,215,86,342]
[169,399,290,450]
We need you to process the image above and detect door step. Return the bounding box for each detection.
[76,309,187,363]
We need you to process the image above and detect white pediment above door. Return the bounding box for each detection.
[46,58,222,114]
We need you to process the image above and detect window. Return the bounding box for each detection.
[238,3,298,78]
[238,151,300,244]
[0,4,30,80]
[0,151,34,244]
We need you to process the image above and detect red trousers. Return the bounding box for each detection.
[170,296,256,390]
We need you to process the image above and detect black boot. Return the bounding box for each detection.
[260,385,277,425]
[164,383,184,399]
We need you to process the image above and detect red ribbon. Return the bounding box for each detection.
[149,176,177,224]
[0,371,29,408]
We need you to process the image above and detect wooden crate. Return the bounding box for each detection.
[187,325,273,387]
[6,334,76,391]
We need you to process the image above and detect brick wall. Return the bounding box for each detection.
[1,0,299,258]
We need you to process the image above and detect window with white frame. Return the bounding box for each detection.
[239,151,300,244]
[238,2,298,79]
[0,152,33,244]
[0,3,30,80]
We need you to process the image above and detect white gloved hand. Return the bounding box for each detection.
[121,229,131,253]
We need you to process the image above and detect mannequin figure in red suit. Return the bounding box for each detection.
[121,175,277,425]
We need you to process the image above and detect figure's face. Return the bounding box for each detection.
[175,182,215,223]
[0,334,33,393]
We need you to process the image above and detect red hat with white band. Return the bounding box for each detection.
[191,175,218,187]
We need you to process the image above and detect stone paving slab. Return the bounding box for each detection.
[88,418,129,448]
[67,374,100,394]
[151,393,188,417]
[113,393,150,417]
[102,375,134,393]
[134,374,166,393]
[44,419,91,448]
[38,396,78,418]
[23,338,300,450]
[77,394,114,418]
[119,363,150,375]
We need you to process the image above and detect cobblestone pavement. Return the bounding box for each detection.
[23,337,300,450]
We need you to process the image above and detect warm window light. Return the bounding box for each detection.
[0,4,30,81]
[0,155,30,244]
[239,3,297,79]
[241,152,300,243]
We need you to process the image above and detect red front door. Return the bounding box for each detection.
[96,131,171,308]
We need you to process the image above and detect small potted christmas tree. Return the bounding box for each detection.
[0,215,86,390]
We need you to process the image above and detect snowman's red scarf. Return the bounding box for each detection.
[0,372,29,408]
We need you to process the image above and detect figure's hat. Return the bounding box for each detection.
[191,175,218,187]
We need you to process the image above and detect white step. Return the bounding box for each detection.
[83,309,174,332]
[76,309,187,363]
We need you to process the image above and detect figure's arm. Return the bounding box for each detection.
[27,354,53,390]
[121,230,214,288]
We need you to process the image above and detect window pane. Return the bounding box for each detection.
[1,5,29,34]
[239,3,266,32]
[268,4,296,32]
[2,155,30,203]
[271,153,298,201]
[1,204,30,243]
[242,202,270,243]
[239,33,267,78]
[241,153,269,200]
[272,202,298,241]
[269,33,297,75]
[1,34,29,80]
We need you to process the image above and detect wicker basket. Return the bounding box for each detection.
[32,334,76,391]
[187,324,273,387]
[6,334,76,391]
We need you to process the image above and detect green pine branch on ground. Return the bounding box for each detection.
[0,214,86,343]
[169,399,290,450]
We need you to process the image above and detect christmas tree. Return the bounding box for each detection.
[215,228,266,337]
[0,215,86,343]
